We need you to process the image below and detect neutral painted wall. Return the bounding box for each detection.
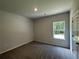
[0,11,33,54]
[71,0,79,17]
[70,1,79,59]
[70,0,79,55]
[34,12,70,48]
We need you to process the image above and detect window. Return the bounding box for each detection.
[53,21,65,40]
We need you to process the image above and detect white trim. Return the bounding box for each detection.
[0,40,33,54]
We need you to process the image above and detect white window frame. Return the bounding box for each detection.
[53,21,65,40]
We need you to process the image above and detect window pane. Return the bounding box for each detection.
[53,21,65,40]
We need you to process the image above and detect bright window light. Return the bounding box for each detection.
[53,21,65,40]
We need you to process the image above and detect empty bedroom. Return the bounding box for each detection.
[0,0,79,59]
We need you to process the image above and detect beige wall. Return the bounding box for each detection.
[0,11,33,54]
[70,1,79,59]
[70,0,79,54]
[34,12,70,48]
[71,0,79,16]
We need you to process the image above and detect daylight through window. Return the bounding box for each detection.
[53,21,65,40]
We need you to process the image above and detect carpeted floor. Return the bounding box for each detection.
[0,41,75,59]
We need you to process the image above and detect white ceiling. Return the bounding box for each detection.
[0,0,73,18]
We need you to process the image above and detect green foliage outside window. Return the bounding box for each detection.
[53,21,65,34]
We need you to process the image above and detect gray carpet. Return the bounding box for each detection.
[0,41,75,59]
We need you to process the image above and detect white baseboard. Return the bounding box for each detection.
[0,40,33,54]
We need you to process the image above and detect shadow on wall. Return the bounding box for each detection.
[0,10,33,54]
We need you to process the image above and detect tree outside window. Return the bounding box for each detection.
[53,21,65,40]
